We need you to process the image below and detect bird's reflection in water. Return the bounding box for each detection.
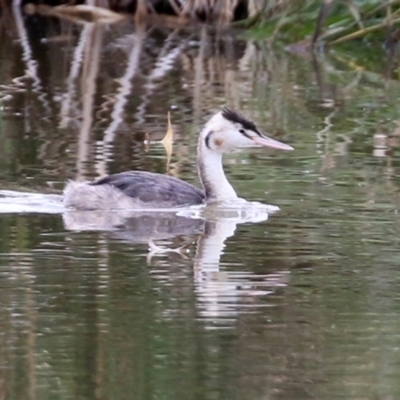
[193,213,290,326]
[0,189,289,328]
[63,204,290,327]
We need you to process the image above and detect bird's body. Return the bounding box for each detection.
[63,108,293,210]
[64,171,204,210]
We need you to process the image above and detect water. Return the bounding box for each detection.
[1,7,400,400]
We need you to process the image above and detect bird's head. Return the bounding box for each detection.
[200,108,294,153]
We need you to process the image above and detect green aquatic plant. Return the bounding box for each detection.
[245,0,400,46]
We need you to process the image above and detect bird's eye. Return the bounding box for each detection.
[239,129,245,134]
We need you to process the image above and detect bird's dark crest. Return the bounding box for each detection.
[221,108,260,134]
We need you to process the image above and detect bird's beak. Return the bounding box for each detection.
[251,135,294,151]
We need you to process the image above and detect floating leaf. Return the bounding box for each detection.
[162,111,174,172]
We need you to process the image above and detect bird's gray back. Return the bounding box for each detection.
[90,171,205,207]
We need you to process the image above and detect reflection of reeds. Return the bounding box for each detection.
[11,0,50,113]
[77,24,104,179]
[97,25,146,176]
[4,5,400,200]
[60,24,92,129]
[134,27,187,125]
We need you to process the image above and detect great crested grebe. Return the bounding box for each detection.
[63,108,293,210]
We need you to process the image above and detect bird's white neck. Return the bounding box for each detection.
[197,132,238,202]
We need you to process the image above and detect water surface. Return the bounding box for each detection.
[1,7,400,400]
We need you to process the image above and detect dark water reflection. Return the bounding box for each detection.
[1,7,400,400]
